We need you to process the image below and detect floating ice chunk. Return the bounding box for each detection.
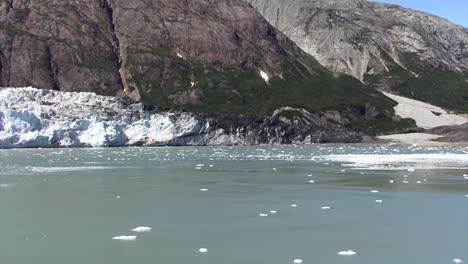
[259,213,269,217]
[341,169,346,172]
[307,174,313,177]
[196,164,205,167]
[403,180,409,184]
[131,226,152,233]
[0,184,14,188]
[269,210,278,214]
[375,200,383,203]
[259,70,270,83]
[453,259,463,264]
[389,180,394,183]
[272,168,277,171]
[291,204,298,207]
[200,188,209,192]
[308,180,315,184]
[112,235,137,241]
[370,190,379,193]
[199,248,208,253]
[321,206,331,210]
[293,259,303,264]
[416,181,422,184]
[464,174,468,179]
[407,168,415,172]
[116,196,121,199]
[338,250,356,256]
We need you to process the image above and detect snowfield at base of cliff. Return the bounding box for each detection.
[0,88,361,148]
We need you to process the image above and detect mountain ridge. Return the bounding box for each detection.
[246,0,468,112]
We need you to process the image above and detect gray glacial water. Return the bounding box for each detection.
[0,145,467,264]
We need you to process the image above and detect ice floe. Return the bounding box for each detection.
[131,226,152,233]
[319,154,468,170]
[112,235,137,241]
[338,250,356,256]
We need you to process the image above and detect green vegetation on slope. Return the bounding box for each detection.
[365,51,468,113]
[137,52,412,135]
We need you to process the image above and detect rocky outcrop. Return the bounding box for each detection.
[246,0,468,112]
[428,123,468,142]
[0,88,362,148]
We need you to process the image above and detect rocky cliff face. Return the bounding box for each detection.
[0,0,124,95]
[0,0,404,135]
[246,0,468,112]
[0,88,362,148]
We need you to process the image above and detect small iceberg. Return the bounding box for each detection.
[131,226,152,233]
[112,235,137,241]
[293,259,303,264]
[338,250,356,256]
[199,248,208,253]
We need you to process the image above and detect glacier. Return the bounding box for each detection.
[0,87,362,148]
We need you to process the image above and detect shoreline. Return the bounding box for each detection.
[377,133,468,147]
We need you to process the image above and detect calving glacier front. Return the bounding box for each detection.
[0,88,205,147]
[0,88,361,148]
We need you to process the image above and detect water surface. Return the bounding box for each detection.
[0,145,467,264]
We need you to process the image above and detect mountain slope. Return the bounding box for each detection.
[0,0,408,134]
[246,0,468,112]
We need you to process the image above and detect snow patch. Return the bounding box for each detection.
[382,92,468,129]
[259,70,270,83]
